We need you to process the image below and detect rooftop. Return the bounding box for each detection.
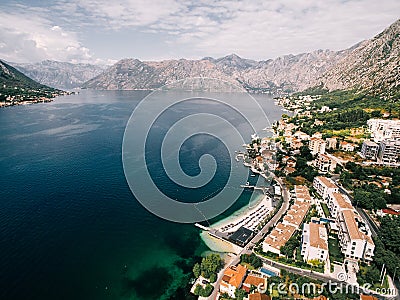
[222,264,248,288]
[315,176,337,189]
[308,223,328,250]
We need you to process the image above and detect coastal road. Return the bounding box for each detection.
[206,176,290,300]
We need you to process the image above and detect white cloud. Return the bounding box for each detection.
[0,6,93,63]
[0,0,399,63]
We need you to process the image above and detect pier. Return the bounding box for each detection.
[240,184,268,193]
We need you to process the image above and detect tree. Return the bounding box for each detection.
[193,263,201,278]
[234,288,247,300]
[280,236,300,258]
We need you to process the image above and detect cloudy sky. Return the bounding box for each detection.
[0,0,398,64]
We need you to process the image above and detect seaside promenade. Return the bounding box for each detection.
[206,174,290,300]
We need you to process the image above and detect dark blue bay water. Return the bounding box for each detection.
[0,90,283,300]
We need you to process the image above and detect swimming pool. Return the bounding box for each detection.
[260,267,278,277]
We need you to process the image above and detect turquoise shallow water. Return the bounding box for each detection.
[0,90,282,300]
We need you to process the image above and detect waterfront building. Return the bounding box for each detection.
[263,185,311,255]
[301,223,329,263]
[313,176,338,200]
[220,265,247,298]
[360,140,379,160]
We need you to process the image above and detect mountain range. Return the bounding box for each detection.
[6,18,400,96]
[12,60,106,90]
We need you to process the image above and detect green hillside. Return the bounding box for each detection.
[0,60,63,104]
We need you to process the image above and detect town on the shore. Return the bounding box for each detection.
[190,94,400,300]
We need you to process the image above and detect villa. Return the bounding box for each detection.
[220,264,248,298]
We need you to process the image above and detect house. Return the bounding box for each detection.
[301,223,329,263]
[284,166,296,175]
[337,210,374,262]
[220,265,248,297]
[247,293,271,300]
[314,119,324,126]
[360,140,379,160]
[313,153,337,173]
[294,131,310,141]
[309,137,326,155]
[325,137,337,150]
[376,208,400,217]
[290,138,304,150]
[242,274,267,293]
[286,156,297,168]
[313,176,338,200]
[339,141,356,152]
[360,294,378,300]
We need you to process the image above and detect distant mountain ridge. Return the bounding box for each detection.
[81,50,348,93]
[12,60,106,89]
[82,19,399,95]
[9,18,399,96]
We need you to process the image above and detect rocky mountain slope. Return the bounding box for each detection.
[316,19,400,96]
[82,51,348,93]
[12,60,106,89]
[12,19,399,95]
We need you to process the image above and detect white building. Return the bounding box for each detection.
[309,137,326,155]
[378,139,400,165]
[367,119,400,142]
[337,210,374,262]
[313,153,337,173]
[360,140,379,160]
[339,141,356,152]
[325,137,337,150]
[301,223,329,263]
[313,176,338,200]
[326,192,353,218]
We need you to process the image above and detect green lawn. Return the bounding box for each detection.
[321,203,330,218]
[328,236,344,263]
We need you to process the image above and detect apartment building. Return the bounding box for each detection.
[309,137,326,155]
[301,223,329,263]
[313,176,338,200]
[337,210,375,262]
[360,140,379,160]
[326,192,353,218]
[367,119,400,142]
